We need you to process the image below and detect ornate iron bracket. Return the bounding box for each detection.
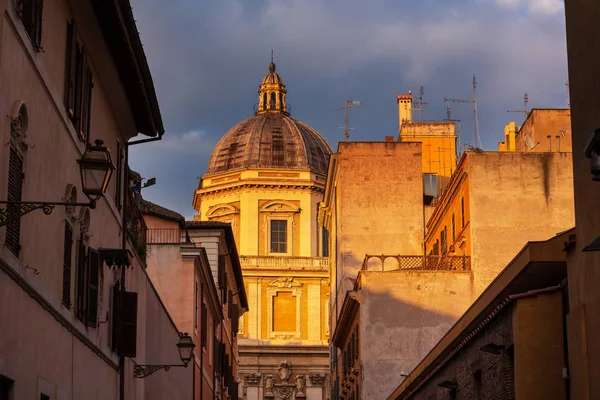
[0,200,95,227]
[133,363,188,379]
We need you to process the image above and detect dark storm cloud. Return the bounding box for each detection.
[128,0,568,217]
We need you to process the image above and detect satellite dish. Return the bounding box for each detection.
[525,135,535,150]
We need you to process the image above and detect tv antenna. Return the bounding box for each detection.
[331,97,361,141]
[412,86,427,123]
[507,92,529,121]
[565,80,570,108]
[524,135,539,151]
[444,76,481,149]
[444,101,462,157]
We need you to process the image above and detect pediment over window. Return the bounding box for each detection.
[259,200,301,213]
[206,203,240,218]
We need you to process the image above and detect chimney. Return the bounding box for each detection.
[385,136,394,143]
[397,92,413,134]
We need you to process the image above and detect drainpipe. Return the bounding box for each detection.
[560,277,571,400]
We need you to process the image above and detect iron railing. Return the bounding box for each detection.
[362,254,470,272]
[125,185,147,262]
[146,228,189,244]
[239,256,328,270]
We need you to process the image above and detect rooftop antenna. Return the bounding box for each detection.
[444,100,462,158]
[412,86,428,123]
[331,97,361,141]
[566,80,570,108]
[445,76,481,150]
[507,92,529,121]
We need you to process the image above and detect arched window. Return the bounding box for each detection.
[270,92,276,109]
[263,93,267,110]
[279,93,283,109]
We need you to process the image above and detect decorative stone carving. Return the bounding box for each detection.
[245,373,262,385]
[274,334,294,340]
[274,386,294,400]
[295,375,306,396]
[264,375,275,395]
[278,361,292,383]
[269,277,302,288]
[308,373,326,386]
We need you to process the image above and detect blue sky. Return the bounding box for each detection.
[128,0,568,219]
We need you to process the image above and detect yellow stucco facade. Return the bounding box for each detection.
[193,61,331,398]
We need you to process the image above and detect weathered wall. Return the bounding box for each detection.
[335,142,424,322]
[513,292,566,400]
[468,152,574,294]
[399,122,457,178]
[564,2,600,399]
[515,109,572,153]
[359,271,474,400]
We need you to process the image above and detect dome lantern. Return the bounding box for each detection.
[257,52,287,115]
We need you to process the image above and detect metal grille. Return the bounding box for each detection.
[362,255,471,272]
[5,147,23,257]
[146,228,183,244]
[62,221,73,308]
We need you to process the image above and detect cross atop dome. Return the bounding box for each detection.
[257,52,288,115]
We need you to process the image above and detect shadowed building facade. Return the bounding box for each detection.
[193,60,332,399]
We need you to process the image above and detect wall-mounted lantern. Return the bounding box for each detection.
[133,332,196,378]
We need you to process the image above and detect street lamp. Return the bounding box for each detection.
[133,332,196,378]
[0,139,115,227]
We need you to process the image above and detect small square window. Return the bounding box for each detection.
[270,220,287,253]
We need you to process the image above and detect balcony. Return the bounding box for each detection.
[239,256,329,271]
[146,228,190,244]
[362,254,470,272]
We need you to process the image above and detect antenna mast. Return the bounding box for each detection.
[566,80,570,108]
[332,97,361,142]
[412,86,428,123]
[445,76,481,150]
[507,92,529,121]
[444,100,462,158]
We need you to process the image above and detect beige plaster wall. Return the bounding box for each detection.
[513,292,566,400]
[515,109,572,153]
[468,152,574,294]
[358,271,474,400]
[333,142,424,324]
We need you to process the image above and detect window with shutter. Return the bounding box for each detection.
[5,146,24,257]
[201,302,207,348]
[62,221,73,308]
[75,236,87,322]
[112,288,138,357]
[86,248,100,328]
[64,20,93,142]
[16,0,43,51]
[115,142,122,208]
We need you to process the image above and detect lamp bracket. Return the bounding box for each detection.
[132,362,188,379]
[0,200,95,227]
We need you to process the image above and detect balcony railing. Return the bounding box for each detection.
[362,254,470,272]
[146,228,190,244]
[239,256,329,270]
[125,186,147,262]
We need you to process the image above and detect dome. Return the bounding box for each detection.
[205,58,332,176]
[206,113,332,176]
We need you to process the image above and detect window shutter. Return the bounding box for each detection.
[201,302,208,348]
[112,289,138,357]
[5,147,24,257]
[86,247,100,328]
[218,254,226,291]
[115,142,122,208]
[64,20,76,118]
[80,62,93,143]
[62,222,73,308]
[73,43,84,137]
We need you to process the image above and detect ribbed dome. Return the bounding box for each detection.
[262,70,284,85]
[206,113,332,176]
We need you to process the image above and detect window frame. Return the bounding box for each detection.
[269,219,288,254]
[15,0,43,51]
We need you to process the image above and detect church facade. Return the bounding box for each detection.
[193,60,332,400]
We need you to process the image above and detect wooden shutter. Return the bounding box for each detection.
[201,302,207,348]
[73,43,84,138]
[62,222,73,308]
[5,147,24,257]
[64,20,76,119]
[75,237,87,322]
[115,142,122,208]
[80,62,93,143]
[86,248,100,328]
[112,289,138,357]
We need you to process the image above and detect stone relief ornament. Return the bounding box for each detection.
[269,277,302,288]
[274,387,294,400]
[278,360,293,383]
[308,373,326,386]
[245,373,262,385]
[295,375,306,396]
[264,375,275,395]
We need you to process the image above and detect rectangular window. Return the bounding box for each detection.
[322,227,329,257]
[0,375,14,400]
[64,20,93,142]
[194,281,198,331]
[5,147,24,257]
[40,394,50,400]
[62,221,73,308]
[270,220,287,253]
[16,0,43,51]
[201,302,207,348]
[461,197,465,228]
[272,136,285,166]
[451,213,456,243]
[75,237,87,322]
[75,239,100,327]
[273,291,296,332]
[115,141,123,208]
